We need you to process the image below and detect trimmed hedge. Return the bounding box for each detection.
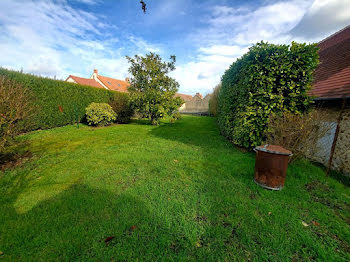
[218,41,319,148]
[209,84,221,116]
[0,68,132,131]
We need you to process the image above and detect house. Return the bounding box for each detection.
[309,25,350,175]
[178,92,211,115]
[66,69,129,92]
[175,93,193,111]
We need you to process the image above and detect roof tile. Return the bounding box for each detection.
[66,75,104,89]
[311,26,350,99]
[97,75,130,93]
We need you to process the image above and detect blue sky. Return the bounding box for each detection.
[0,0,349,95]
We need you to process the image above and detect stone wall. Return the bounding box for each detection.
[310,104,350,175]
[332,106,350,174]
[179,94,211,114]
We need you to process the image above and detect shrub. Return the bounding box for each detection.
[108,93,133,123]
[209,84,221,116]
[218,41,319,148]
[0,76,33,152]
[0,68,131,131]
[170,112,181,123]
[85,103,116,126]
[265,110,332,162]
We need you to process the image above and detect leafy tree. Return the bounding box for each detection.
[126,52,183,125]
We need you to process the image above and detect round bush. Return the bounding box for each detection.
[85,102,117,126]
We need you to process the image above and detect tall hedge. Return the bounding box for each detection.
[209,84,221,116]
[0,68,132,131]
[218,41,319,148]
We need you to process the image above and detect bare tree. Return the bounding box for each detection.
[0,76,33,152]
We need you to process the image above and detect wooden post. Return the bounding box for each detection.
[326,98,346,176]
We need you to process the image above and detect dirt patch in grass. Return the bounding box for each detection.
[0,151,32,171]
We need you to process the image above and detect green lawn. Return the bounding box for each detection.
[0,115,349,261]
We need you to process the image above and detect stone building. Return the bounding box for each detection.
[178,93,211,115]
[309,26,350,175]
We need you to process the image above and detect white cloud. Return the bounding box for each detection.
[202,0,311,46]
[175,1,311,95]
[176,0,350,95]
[75,0,100,5]
[128,36,162,54]
[199,45,249,57]
[0,0,160,80]
[290,0,350,41]
[172,45,247,95]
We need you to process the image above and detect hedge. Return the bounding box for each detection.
[209,84,221,116]
[218,41,319,148]
[0,68,132,131]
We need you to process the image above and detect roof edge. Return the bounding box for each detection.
[314,96,350,101]
[318,25,350,44]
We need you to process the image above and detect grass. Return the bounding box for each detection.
[0,115,349,261]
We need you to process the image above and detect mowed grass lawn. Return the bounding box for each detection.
[0,115,349,261]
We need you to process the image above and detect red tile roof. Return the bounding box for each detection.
[311,26,350,99]
[66,75,104,89]
[175,93,192,102]
[96,75,130,93]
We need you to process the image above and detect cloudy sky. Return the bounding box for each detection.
[0,0,349,95]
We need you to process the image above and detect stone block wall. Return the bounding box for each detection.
[179,94,211,114]
[310,104,350,175]
[332,106,350,174]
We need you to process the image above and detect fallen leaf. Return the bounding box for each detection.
[130,225,137,231]
[312,221,320,226]
[302,221,309,227]
[268,212,272,215]
[104,236,115,243]
[174,159,178,163]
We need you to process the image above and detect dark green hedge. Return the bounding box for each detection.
[218,41,319,148]
[0,68,132,131]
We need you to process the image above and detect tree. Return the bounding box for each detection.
[126,52,183,125]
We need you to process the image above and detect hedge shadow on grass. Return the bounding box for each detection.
[0,181,200,261]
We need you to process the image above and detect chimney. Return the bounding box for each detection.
[196,92,203,99]
[125,77,130,83]
[93,69,98,75]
